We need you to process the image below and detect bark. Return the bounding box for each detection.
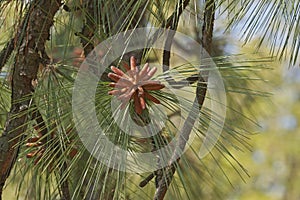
[0,1,62,198]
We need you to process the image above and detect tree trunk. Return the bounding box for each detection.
[0,1,62,198]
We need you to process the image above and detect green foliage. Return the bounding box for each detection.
[222,0,300,65]
[0,0,297,200]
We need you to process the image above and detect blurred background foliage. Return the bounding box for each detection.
[0,0,300,200]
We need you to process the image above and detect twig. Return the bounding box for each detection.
[153,1,215,199]
[138,0,191,193]
[162,0,195,88]
[0,0,62,198]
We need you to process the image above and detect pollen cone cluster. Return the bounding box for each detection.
[108,56,164,115]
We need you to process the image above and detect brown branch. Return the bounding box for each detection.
[153,1,215,199]
[162,0,192,88]
[0,0,62,198]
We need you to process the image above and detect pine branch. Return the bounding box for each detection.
[0,0,62,198]
[161,0,197,88]
[153,1,215,199]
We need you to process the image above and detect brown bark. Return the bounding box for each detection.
[0,1,62,198]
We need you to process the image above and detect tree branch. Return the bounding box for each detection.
[154,0,215,199]
[0,0,62,198]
